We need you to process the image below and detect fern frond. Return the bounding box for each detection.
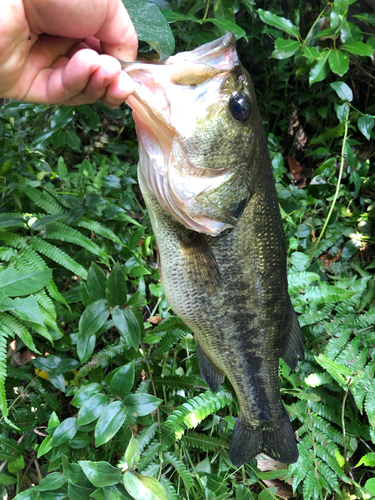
[137,439,161,472]
[35,290,57,321]
[74,218,122,245]
[45,222,108,258]
[0,313,38,353]
[0,330,9,419]
[304,285,355,305]
[19,185,68,215]
[318,463,340,494]
[287,271,319,295]
[160,477,179,500]
[6,366,33,382]
[164,452,194,490]
[46,279,70,309]
[13,246,48,271]
[31,238,87,279]
[137,422,158,454]
[73,340,127,382]
[298,308,330,327]
[152,329,188,359]
[302,470,316,500]
[365,379,375,430]
[355,308,375,330]
[153,376,207,391]
[34,381,61,411]
[0,436,23,457]
[287,436,313,489]
[153,317,186,334]
[181,432,229,452]
[160,390,232,450]
[0,231,28,248]
[316,443,349,482]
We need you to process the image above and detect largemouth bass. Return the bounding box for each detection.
[124,33,303,466]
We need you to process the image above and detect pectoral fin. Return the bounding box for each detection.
[180,233,222,293]
[196,342,225,392]
[281,307,304,370]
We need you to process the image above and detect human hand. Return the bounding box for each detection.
[0,0,138,107]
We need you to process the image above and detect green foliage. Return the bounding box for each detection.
[0,0,374,498]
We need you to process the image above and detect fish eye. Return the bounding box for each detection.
[229,95,250,121]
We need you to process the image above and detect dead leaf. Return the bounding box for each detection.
[263,479,294,499]
[319,251,341,268]
[288,157,306,188]
[295,126,308,151]
[149,315,163,325]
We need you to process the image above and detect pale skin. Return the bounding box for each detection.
[0,0,138,107]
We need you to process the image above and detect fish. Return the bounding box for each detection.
[124,33,304,466]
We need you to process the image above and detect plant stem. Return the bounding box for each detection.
[310,118,349,259]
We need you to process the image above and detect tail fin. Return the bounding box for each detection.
[229,413,298,466]
[281,308,304,370]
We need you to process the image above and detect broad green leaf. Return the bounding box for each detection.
[355,452,375,467]
[37,435,53,458]
[122,394,162,417]
[69,432,93,449]
[342,239,361,260]
[358,115,374,140]
[161,11,198,23]
[79,299,110,338]
[13,491,39,500]
[79,461,122,488]
[8,455,25,473]
[365,478,375,495]
[309,50,330,84]
[71,383,102,408]
[34,473,66,492]
[86,263,107,302]
[125,436,140,469]
[95,401,128,447]
[68,481,95,500]
[0,268,52,296]
[0,293,44,325]
[77,334,96,363]
[272,39,301,59]
[51,417,78,447]
[103,484,133,500]
[106,263,128,307]
[124,472,167,500]
[110,361,135,398]
[62,455,85,483]
[112,306,141,349]
[330,81,353,102]
[214,0,235,23]
[336,103,349,123]
[77,393,108,426]
[123,0,175,63]
[341,40,373,57]
[303,46,320,60]
[202,18,247,41]
[65,130,81,150]
[328,50,349,76]
[51,107,74,129]
[354,13,375,26]
[257,9,300,39]
[33,355,61,372]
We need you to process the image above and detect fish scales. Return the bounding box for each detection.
[125,33,304,466]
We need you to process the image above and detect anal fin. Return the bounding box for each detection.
[196,342,225,392]
[281,308,304,370]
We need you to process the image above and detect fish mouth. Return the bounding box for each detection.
[124,34,239,235]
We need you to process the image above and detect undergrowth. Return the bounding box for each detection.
[0,0,374,499]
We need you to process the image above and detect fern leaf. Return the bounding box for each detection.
[74,218,122,245]
[19,185,68,215]
[286,435,313,488]
[181,432,229,452]
[0,231,28,248]
[0,313,39,353]
[35,290,57,321]
[46,279,70,310]
[302,470,316,500]
[316,443,349,482]
[73,340,127,382]
[287,271,320,295]
[153,376,207,391]
[138,422,159,453]
[298,308,329,327]
[365,379,375,430]
[152,329,188,359]
[13,246,48,271]
[355,307,375,330]
[160,477,179,500]
[160,390,232,450]
[318,463,340,494]
[0,436,23,457]
[137,439,161,472]
[34,381,61,411]
[0,330,9,419]
[45,222,108,259]
[6,366,34,382]
[164,452,194,490]
[31,238,87,279]
[153,317,186,334]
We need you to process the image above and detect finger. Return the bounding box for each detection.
[24,0,138,61]
[23,48,101,103]
[99,70,135,108]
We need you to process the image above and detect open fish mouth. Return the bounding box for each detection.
[124,34,241,236]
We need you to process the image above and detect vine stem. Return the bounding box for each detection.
[310,117,349,259]
[342,378,353,473]
[141,343,163,480]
